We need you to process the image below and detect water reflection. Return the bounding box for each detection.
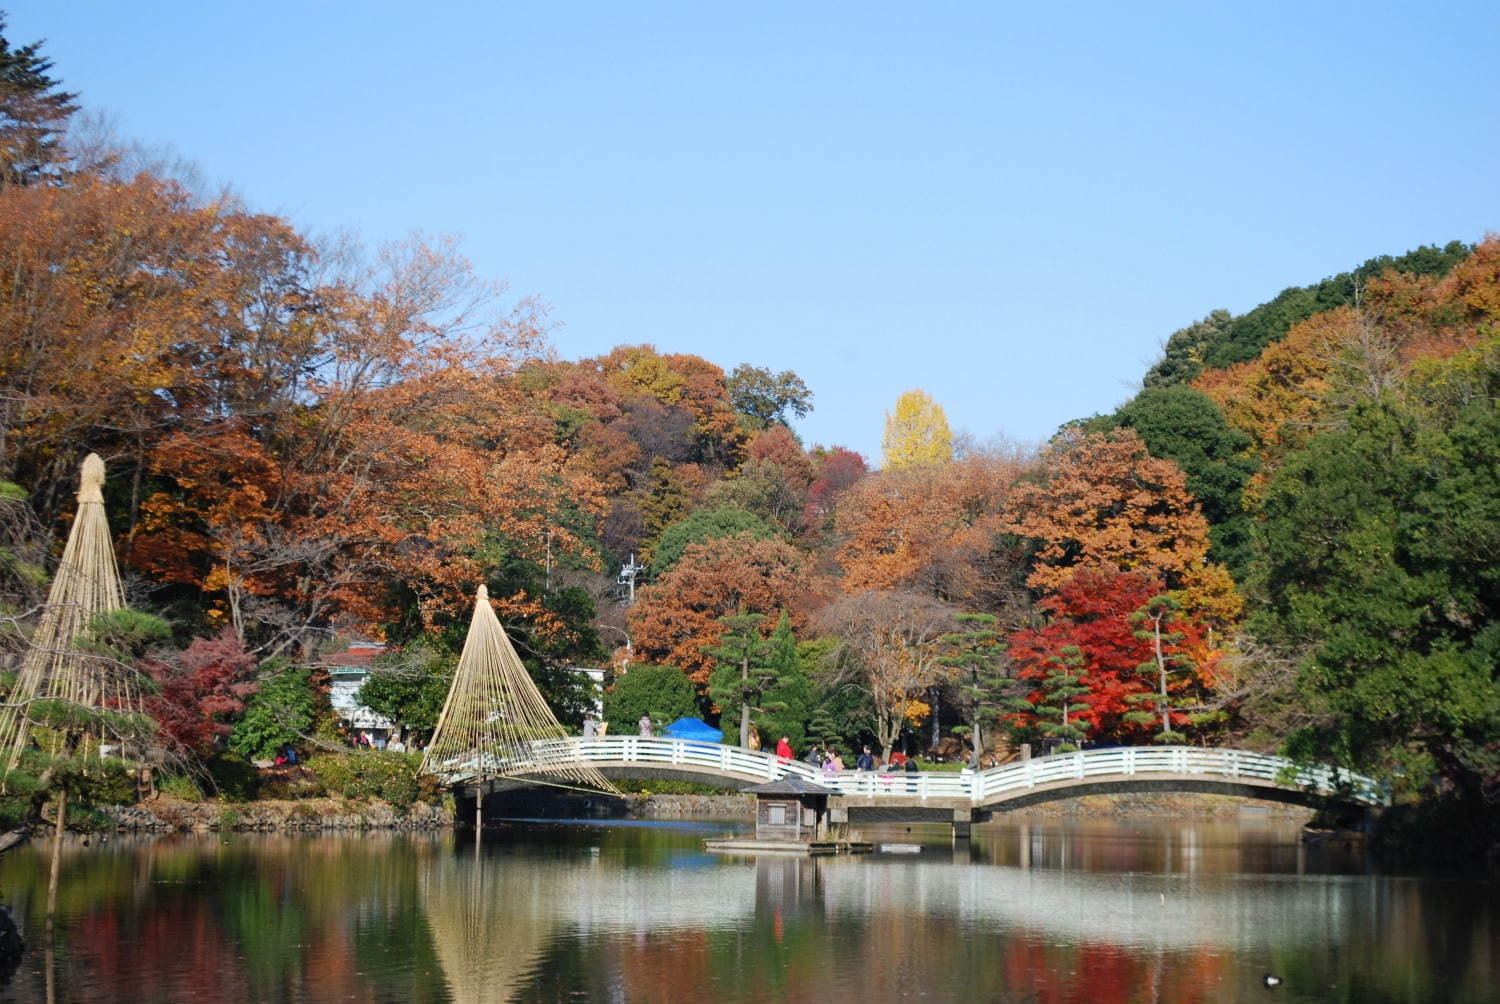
[0,820,1493,1003]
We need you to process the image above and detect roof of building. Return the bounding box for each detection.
[743,776,837,797]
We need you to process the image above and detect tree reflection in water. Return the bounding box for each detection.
[0,821,1493,1002]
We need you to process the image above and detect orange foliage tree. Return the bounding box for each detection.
[834,454,1023,605]
[627,532,808,685]
[1003,429,1215,593]
[1195,238,1500,487]
[0,173,324,524]
[0,167,606,655]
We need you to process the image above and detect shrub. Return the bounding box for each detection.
[310,751,424,806]
[205,753,261,802]
[157,773,203,801]
[228,662,317,760]
[258,766,326,800]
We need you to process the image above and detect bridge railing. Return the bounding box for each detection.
[970,747,1385,805]
[453,737,1385,806]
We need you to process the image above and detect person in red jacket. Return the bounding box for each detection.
[775,735,794,761]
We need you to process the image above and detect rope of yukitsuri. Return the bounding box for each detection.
[0,454,139,774]
[420,585,619,796]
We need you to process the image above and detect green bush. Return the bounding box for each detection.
[259,766,326,800]
[228,662,317,760]
[310,751,425,806]
[602,664,699,731]
[157,773,204,802]
[206,753,261,802]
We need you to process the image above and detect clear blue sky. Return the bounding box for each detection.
[13,2,1499,461]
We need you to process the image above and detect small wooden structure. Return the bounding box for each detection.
[705,775,870,855]
[745,775,834,841]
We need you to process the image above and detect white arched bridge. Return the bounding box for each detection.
[436,737,1387,832]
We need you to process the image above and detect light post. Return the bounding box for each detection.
[598,625,632,670]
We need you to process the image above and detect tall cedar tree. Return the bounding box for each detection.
[939,613,1011,766]
[0,17,78,188]
[705,610,773,749]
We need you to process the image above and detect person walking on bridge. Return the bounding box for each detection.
[638,714,653,737]
[775,735,794,762]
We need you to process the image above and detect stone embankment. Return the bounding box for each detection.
[1001,792,1314,821]
[489,790,1312,822]
[108,797,455,834]
[100,791,1310,834]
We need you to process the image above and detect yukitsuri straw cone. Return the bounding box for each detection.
[422,854,553,1004]
[421,585,618,795]
[0,454,139,774]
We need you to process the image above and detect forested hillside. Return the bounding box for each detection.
[1,23,1494,857]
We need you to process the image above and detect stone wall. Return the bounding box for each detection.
[107,797,455,834]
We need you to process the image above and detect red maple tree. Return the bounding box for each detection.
[1008,570,1210,743]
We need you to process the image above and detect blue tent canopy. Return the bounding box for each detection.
[662,717,723,743]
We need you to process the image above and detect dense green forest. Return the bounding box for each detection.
[1,23,1495,858]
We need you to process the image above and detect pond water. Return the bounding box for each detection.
[0,816,1494,1002]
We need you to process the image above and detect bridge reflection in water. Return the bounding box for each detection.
[437,738,1386,839]
[419,829,1367,1002]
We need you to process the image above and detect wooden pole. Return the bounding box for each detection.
[45,786,66,937]
[474,773,483,855]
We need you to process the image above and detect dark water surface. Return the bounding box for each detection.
[0,816,1495,1002]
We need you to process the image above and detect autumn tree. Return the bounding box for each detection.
[587,344,745,468]
[701,427,814,538]
[1008,570,1163,743]
[804,445,868,535]
[882,389,953,470]
[627,532,808,685]
[1004,428,1219,597]
[1195,240,1500,488]
[1146,242,1472,381]
[835,454,1024,605]
[815,589,956,760]
[142,629,259,758]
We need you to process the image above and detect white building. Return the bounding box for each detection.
[326,640,397,746]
